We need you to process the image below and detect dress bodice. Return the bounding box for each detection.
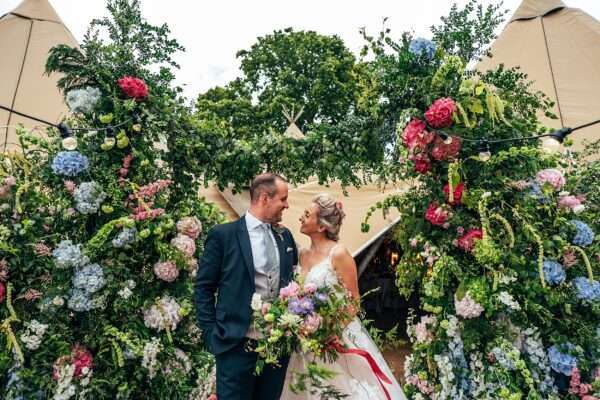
[301,246,339,288]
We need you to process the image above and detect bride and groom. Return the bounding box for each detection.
[194,173,406,399]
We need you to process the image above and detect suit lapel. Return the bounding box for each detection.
[236,217,255,285]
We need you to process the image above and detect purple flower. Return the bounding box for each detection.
[315,292,328,303]
[573,277,600,301]
[287,296,315,315]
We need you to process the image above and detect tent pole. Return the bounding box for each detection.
[357,235,385,278]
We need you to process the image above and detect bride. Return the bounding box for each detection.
[281,194,406,399]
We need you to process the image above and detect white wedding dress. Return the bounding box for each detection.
[281,247,407,400]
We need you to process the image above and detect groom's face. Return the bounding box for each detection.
[262,179,289,223]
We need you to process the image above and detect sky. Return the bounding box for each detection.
[2,0,600,100]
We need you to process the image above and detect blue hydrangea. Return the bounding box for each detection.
[67,288,94,312]
[409,38,436,59]
[74,181,106,214]
[66,87,101,114]
[543,260,566,285]
[52,240,89,269]
[548,344,577,375]
[491,346,516,370]
[528,181,550,204]
[51,151,89,177]
[569,220,594,247]
[573,277,600,301]
[112,227,137,248]
[73,263,105,294]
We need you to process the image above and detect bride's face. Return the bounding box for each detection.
[299,203,325,236]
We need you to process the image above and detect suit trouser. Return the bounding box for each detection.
[216,338,290,400]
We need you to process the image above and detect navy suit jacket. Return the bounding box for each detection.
[194,216,298,355]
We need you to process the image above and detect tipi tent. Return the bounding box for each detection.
[476,0,600,151]
[0,0,77,152]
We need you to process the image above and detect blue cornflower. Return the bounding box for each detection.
[569,220,594,247]
[547,344,577,375]
[543,260,566,285]
[409,38,436,59]
[573,277,600,301]
[51,151,89,177]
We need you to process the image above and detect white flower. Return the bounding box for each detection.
[278,313,302,328]
[142,337,162,379]
[250,293,263,311]
[498,291,521,310]
[573,204,586,214]
[126,279,136,289]
[118,287,133,299]
[20,319,48,350]
[482,191,492,199]
[52,296,65,307]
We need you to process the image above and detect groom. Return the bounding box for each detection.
[195,173,298,400]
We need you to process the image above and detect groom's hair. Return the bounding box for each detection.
[250,173,286,203]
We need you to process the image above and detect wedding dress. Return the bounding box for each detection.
[280,246,407,400]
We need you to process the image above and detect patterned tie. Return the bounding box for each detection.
[261,223,278,273]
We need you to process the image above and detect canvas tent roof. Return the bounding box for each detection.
[476,0,600,151]
[199,180,406,257]
[0,0,77,152]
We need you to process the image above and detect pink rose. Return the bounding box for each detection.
[117,76,149,99]
[153,260,180,282]
[300,313,322,335]
[425,202,450,226]
[171,234,196,257]
[176,216,203,239]
[279,281,300,300]
[535,168,565,191]
[425,97,457,128]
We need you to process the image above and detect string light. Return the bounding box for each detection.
[478,141,491,162]
[58,123,77,150]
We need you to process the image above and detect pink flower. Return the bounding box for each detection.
[154,260,180,282]
[431,135,462,161]
[122,154,133,168]
[456,226,465,236]
[443,182,465,206]
[559,195,583,212]
[208,394,218,400]
[509,180,530,191]
[303,283,317,294]
[119,168,129,178]
[132,208,164,221]
[117,76,149,99]
[414,154,432,174]
[279,281,300,300]
[455,292,484,319]
[3,176,16,187]
[425,202,450,226]
[536,168,565,191]
[72,346,93,378]
[414,315,436,343]
[34,242,52,257]
[261,302,272,315]
[171,234,196,257]
[63,180,77,194]
[409,238,419,248]
[456,228,483,253]
[402,119,434,151]
[0,282,5,303]
[176,216,203,239]
[300,313,322,335]
[425,97,457,128]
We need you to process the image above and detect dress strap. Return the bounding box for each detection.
[327,244,340,260]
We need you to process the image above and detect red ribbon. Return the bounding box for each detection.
[328,338,392,400]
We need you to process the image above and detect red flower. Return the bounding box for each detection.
[431,135,462,161]
[443,182,465,206]
[425,202,450,226]
[456,228,483,252]
[0,282,5,303]
[425,97,457,128]
[72,346,93,378]
[118,76,149,99]
[402,119,434,151]
[413,153,432,174]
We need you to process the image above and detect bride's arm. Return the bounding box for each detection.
[331,245,360,319]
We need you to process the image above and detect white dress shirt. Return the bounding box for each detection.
[245,211,280,274]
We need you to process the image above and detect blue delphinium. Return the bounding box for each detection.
[409,38,436,59]
[52,240,89,269]
[547,344,577,375]
[73,263,105,294]
[543,260,566,285]
[74,181,106,214]
[569,220,594,247]
[112,227,137,248]
[573,277,600,301]
[66,87,101,114]
[51,151,89,177]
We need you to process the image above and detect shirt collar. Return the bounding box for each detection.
[245,211,268,231]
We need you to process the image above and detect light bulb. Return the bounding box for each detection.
[542,137,562,154]
[104,136,116,147]
[62,136,78,150]
[443,136,453,145]
[479,151,491,162]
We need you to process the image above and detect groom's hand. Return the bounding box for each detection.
[194,227,222,351]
